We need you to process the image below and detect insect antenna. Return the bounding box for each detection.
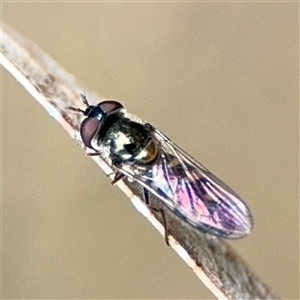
[79,93,89,106]
[68,93,90,113]
[68,106,85,113]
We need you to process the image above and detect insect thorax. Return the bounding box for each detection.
[94,114,158,165]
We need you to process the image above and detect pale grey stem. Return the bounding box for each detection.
[1,21,279,300]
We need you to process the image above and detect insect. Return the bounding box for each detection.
[69,95,253,241]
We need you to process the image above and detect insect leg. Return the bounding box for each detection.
[86,152,102,156]
[107,154,126,185]
[143,188,170,246]
[110,171,125,185]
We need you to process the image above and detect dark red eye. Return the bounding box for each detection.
[80,117,100,149]
[98,101,123,114]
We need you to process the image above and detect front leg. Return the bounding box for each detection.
[86,152,102,156]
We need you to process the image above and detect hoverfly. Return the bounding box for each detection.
[69,95,253,240]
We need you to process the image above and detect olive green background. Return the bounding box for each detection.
[2,3,299,299]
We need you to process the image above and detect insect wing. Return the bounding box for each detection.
[119,127,253,239]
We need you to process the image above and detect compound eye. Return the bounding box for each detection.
[80,117,100,149]
[98,101,123,114]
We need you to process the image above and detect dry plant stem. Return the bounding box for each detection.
[1,22,279,300]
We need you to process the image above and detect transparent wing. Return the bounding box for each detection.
[119,126,253,239]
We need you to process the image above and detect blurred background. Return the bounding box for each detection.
[2,3,298,299]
